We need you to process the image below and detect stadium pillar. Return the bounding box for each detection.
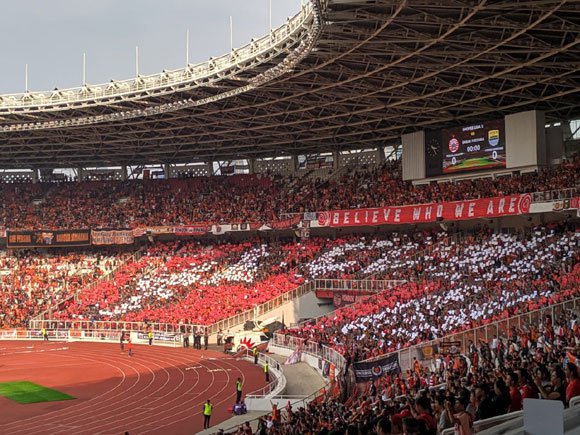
[248,158,256,174]
[77,167,84,182]
[163,164,170,179]
[31,169,39,184]
[376,147,385,164]
[333,151,339,169]
[290,155,297,174]
[121,166,128,181]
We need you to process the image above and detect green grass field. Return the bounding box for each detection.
[0,381,75,404]
[444,157,504,173]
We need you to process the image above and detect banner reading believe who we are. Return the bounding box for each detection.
[317,193,532,228]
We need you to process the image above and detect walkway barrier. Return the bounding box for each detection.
[360,297,580,373]
[242,351,287,411]
[0,328,181,348]
[531,187,577,203]
[441,410,523,435]
[313,279,405,293]
[272,333,347,375]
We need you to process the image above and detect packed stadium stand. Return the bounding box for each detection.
[0,159,578,229]
[1,0,580,433]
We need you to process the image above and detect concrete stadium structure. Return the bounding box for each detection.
[0,0,578,171]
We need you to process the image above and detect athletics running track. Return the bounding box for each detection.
[0,341,266,434]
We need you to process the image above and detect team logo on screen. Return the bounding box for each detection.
[488,129,500,146]
[448,137,460,153]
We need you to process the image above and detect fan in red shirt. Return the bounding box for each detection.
[565,362,580,404]
[507,372,523,411]
[518,369,539,400]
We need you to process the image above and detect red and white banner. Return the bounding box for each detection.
[317,194,532,228]
[132,225,210,237]
[92,229,134,245]
[269,215,302,230]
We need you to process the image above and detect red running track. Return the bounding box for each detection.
[0,341,266,434]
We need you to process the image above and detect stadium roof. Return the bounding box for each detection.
[0,0,579,169]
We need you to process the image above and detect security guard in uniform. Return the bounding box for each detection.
[264,360,270,382]
[253,346,258,364]
[42,327,48,341]
[148,330,153,346]
[203,399,213,429]
[235,377,243,403]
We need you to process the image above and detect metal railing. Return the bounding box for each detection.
[362,297,580,374]
[313,279,406,293]
[28,272,316,338]
[27,319,202,334]
[205,280,316,335]
[530,187,577,203]
[0,2,316,111]
[0,328,181,347]
[244,351,286,398]
[441,410,524,435]
[272,333,347,374]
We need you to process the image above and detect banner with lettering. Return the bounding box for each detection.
[353,353,401,382]
[91,230,135,245]
[132,225,210,237]
[6,229,91,248]
[316,194,532,227]
[270,215,302,230]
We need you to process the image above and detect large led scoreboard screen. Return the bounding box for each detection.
[425,119,506,176]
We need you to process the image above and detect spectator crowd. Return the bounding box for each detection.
[285,224,579,361]
[0,158,577,230]
[0,250,126,328]
[0,158,577,435]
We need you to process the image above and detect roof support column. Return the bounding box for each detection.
[77,167,84,182]
[31,169,39,184]
[376,147,385,165]
[163,164,171,179]
[333,151,340,169]
[248,158,256,175]
[121,166,128,181]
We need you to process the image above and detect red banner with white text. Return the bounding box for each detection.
[316,194,532,227]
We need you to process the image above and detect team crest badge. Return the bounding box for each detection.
[488,129,500,146]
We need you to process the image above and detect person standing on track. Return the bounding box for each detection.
[236,377,243,403]
[183,328,190,348]
[120,330,126,352]
[253,346,259,364]
[203,328,209,350]
[128,337,133,357]
[203,399,213,429]
[195,328,202,350]
[148,330,153,346]
[42,327,48,341]
[264,360,270,382]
